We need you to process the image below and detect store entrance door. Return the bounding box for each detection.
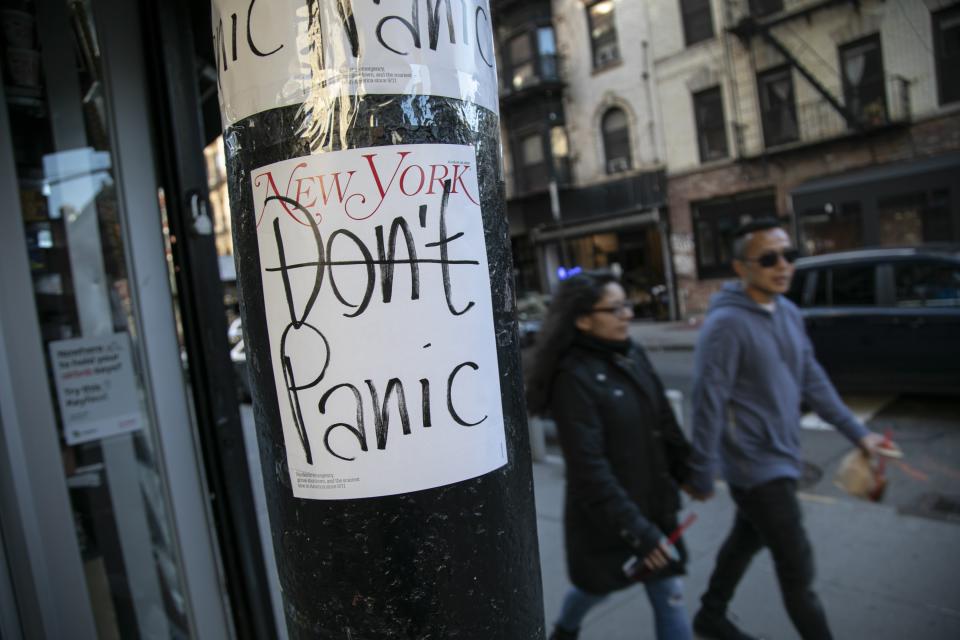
[0,0,232,638]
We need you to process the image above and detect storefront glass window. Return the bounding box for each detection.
[3,1,190,637]
[559,228,668,319]
[879,194,923,245]
[878,192,950,246]
[799,202,863,255]
[697,219,717,267]
[692,191,777,279]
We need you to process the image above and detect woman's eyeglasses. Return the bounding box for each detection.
[590,302,633,316]
[741,248,800,268]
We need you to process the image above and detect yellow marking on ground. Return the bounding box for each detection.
[801,395,896,431]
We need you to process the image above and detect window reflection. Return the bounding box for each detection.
[800,202,863,255]
[4,1,191,637]
[587,1,620,69]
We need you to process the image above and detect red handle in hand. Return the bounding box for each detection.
[625,513,698,581]
[667,513,698,545]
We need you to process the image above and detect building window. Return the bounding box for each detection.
[693,86,728,162]
[933,5,960,105]
[840,34,887,127]
[757,66,798,147]
[681,0,714,46]
[587,1,620,69]
[550,126,571,184]
[749,0,783,18]
[508,33,536,90]
[692,192,777,279]
[537,27,559,81]
[504,26,559,91]
[601,107,632,174]
[517,132,549,193]
[512,126,571,193]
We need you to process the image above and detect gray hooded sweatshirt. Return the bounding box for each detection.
[688,282,869,494]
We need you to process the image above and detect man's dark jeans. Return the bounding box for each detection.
[700,478,833,640]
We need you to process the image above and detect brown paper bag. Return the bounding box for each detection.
[833,449,887,501]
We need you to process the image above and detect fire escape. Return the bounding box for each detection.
[491,0,568,199]
[726,0,910,147]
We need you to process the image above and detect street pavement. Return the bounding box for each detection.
[533,320,960,639]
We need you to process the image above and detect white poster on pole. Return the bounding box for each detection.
[50,334,144,445]
[250,143,507,499]
[212,0,499,127]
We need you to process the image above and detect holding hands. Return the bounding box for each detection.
[681,483,714,502]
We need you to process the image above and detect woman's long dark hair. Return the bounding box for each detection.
[525,270,619,416]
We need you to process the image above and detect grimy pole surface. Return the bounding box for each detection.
[212,1,545,638]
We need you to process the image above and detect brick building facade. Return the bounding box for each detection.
[670,111,960,314]
[494,0,960,318]
[658,0,960,315]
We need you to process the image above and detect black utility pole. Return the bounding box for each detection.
[212,1,544,638]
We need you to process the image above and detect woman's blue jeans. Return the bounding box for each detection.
[555,576,692,639]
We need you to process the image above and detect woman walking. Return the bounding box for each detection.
[526,271,694,640]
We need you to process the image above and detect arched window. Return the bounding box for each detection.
[601,107,632,174]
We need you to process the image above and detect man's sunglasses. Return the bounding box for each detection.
[741,248,800,268]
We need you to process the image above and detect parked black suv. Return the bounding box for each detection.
[786,247,960,395]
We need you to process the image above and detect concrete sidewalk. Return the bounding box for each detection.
[628,319,702,352]
[533,456,960,639]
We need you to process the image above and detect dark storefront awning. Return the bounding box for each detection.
[791,152,960,211]
[508,169,666,237]
[530,210,659,242]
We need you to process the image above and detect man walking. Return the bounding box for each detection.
[685,219,886,640]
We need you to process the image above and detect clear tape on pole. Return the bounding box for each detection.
[212,0,500,132]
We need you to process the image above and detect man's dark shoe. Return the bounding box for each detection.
[548,626,579,640]
[693,609,758,640]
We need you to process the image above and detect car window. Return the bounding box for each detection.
[811,269,829,307]
[786,270,805,304]
[895,262,960,308]
[830,265,875,306]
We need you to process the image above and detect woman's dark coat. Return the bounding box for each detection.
[550,337,692,594]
